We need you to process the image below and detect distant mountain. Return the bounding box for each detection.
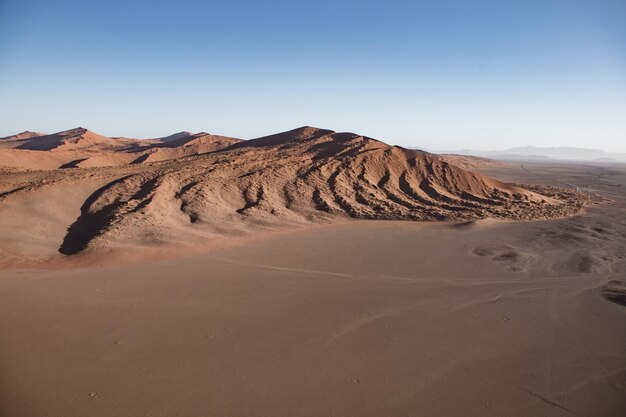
[440,146,626,162]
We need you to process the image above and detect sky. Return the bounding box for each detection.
[1,0,625,152]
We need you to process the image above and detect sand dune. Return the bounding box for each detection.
[0,130,45,141]
[0,126,587,261]
[439,153,510,170]
[129,133,241,164]
[0,128,241,170]
[0,127,505,174]
[0,137,624,416]
[7,127,136,152]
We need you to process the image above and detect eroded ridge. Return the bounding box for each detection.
[42,127,586,253]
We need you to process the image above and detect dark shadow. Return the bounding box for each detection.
[0,185,29,200]
[130,154,151,164]
[602,280,626,307]
[15,133,62,151]
[59,158,88,169]
[226,127,335,150]
[59,175,134,255]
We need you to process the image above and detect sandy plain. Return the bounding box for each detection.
[0,161,625,417]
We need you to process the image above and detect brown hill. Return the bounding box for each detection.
[0,126,584,257]
[0,131,45,141]
[130,133,241,164]
[0,128,241,170]
[11,127,139,152]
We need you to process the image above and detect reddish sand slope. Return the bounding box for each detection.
[439,153,510,170]
[0,126,586,260]
[0,131,45,141]
[0,162,623,417]
[0,128,241,170]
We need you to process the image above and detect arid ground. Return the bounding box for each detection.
[0,129,625,416]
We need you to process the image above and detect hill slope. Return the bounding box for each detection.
[0,128,241,170]
[0,126,584,257]
[0,131,45,141]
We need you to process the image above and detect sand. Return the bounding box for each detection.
[0,128,241,170]
[0,127,587,262]
[438,153,511,170]
[0,130,624,416]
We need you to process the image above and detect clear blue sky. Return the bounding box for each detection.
[1,0,625,151]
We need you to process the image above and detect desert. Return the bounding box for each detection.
[2,1,625,415]
[0,127,624,416]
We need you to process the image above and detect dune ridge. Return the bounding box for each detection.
[0,127,241,170]
[0,131,45,141]
[438,153,510,170]
[0,126,587,258]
